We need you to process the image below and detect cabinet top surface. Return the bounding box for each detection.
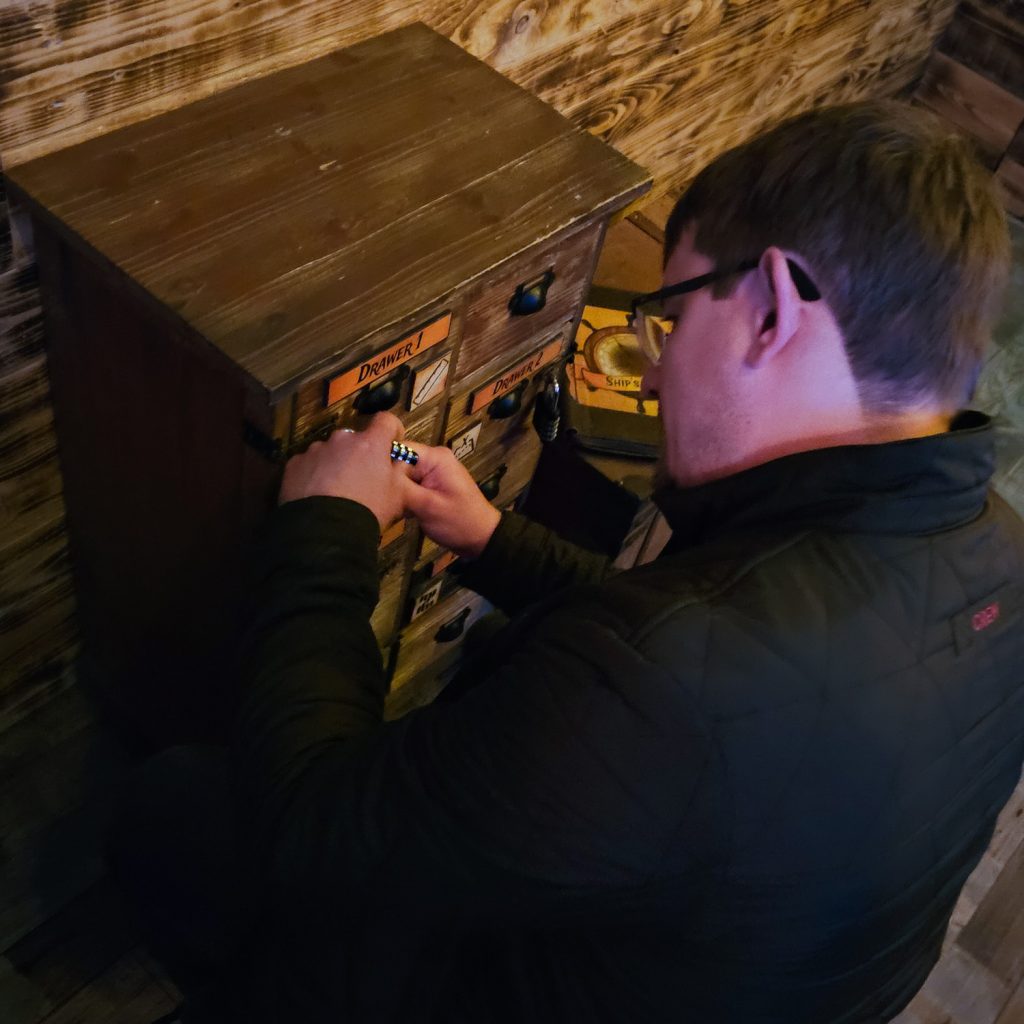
[7,23,650,398]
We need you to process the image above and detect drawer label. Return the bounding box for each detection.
[326,312,452,406]
[468,336,564,414]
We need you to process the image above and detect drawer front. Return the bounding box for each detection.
[391,587,492,692]
[291,390,445,466]
[456,222,603,380]
[291,309,459,450]
[414,421,542,569]
[371,533,415,646]
[458,417,543,508]
[444,335,567,462]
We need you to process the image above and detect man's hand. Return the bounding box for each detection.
[404,446,501,560]
[278,412,411,532]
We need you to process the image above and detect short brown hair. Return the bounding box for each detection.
[665,101,1010,414]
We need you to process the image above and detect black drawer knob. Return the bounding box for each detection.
[488,380,528,420]
[434,606,471,643]
[354,366,409,414]
[477,464,508,501]
[508,270,555,316]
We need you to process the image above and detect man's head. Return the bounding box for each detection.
[644,100,1010,486]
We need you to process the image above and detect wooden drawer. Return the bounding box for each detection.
[414,423,542,568]
[291,309,459,450]
[404,559,467,628]
[457,221,603,379]
[458,419,543,507]
[391,586,492,693]
[444,334,567,461]
[292,391,445,467]
[371,532,414,646]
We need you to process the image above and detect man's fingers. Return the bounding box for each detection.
[404,443,455,484]
[367,411,404,444]
[401,472,442,519]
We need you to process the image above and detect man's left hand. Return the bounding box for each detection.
[278,412,411,531]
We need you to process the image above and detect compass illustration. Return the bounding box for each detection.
[580,324,649,414]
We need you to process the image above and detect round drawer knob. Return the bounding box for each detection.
[508,270,555,316]
[488,381,527,420]
[354,366,409,414]
[435,607,471,643]
[478,464,508,501]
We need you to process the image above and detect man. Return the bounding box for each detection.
[121,101,1024,1023]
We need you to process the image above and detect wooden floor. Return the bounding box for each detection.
[1,878,181,1023]
[2,215,1024,1024]
[894,775,1024,1024]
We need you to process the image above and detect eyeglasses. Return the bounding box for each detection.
[628,258,822,365]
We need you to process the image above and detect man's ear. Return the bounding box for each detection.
[745,247,801,368]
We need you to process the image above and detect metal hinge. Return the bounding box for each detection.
[243,416,342,464]
[242,422,285,463]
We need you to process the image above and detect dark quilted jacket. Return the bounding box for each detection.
[236,411,1024,1024]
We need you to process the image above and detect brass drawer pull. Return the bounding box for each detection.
[508,269,555,316]
[434,606,472,643]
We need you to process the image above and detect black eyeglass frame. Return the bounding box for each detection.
[629,257,821,323]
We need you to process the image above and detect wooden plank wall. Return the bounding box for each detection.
[914,0,1024,216]
[0,0,957,958]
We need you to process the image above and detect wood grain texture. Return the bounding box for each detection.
[28,216,271,749]
[0,0,430,167]
[936,0,1024,99]
[510,0,958,206]
[0,2,957,199]
[4,877,137,1016]
[6,25,648,399]
[36,949,179,1024]
[997,977,1024,1024]
[457,222,600,380]
[0,185,77,730]
[915,50,1024,166]
[998,156,1024,219]
[592,217,663,295]
[893,944,1010,1024]
[959,838,1024,995]
[0,685,130,951]
[1010,123,1024,165]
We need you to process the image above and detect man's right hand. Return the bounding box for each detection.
[403,446,501,560]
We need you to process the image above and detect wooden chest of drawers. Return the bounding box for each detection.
[5,23,649,746]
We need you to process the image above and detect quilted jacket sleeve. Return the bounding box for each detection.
[456,510,615,616]
[235,497,719,940]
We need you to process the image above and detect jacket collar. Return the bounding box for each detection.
[656,411,995,552]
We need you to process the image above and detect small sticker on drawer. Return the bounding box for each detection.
[449,422,483,462]
[325,312,452,406]
[410,352,451,410]
[468,337,565,414]
[410,577,444,621]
